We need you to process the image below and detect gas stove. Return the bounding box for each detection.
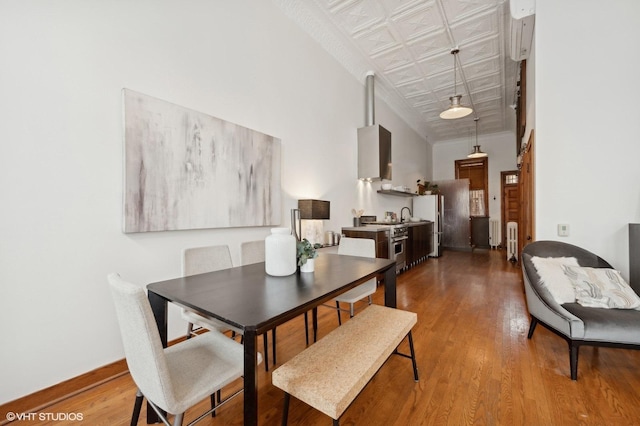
[349,215,408,274]
[360,217,408,239]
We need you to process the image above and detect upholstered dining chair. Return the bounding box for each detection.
[240,240,279,370]
[182,245,243,338]
[108,273,258,425]
[240,240,265,266]
[184,244,276,372]
[333,237,378,324]
[243,239,317,348]
[309,238,378,344]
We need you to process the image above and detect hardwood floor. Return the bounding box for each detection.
[6,249,640,425]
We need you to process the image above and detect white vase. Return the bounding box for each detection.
[265,228,297,276]
[300,258,315,273]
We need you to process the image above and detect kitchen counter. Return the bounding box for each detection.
[341,225,391,232]
[342,221,433,233]
[403,220,433,227]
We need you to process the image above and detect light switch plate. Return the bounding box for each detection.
[558,224,570,237]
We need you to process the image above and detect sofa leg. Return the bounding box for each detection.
[570,342,579,381]
[527,316,538,339]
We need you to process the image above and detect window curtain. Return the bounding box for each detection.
[470,190,485,216]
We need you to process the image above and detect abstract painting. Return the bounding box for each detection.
[122,89,281,233]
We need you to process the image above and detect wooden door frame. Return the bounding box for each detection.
[518,130,535,257]
[500,170,519,248]
[455,157,489,217]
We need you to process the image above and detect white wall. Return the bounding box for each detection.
[0,0,427,403]
[432,131,517,222]
[535,0,640,278]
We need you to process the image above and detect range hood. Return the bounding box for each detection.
[358,72,391,181]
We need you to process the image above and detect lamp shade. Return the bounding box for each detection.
[467,117,486,158]
[440,95,473,119]
[467,145,488,158]
[298,200,330,220]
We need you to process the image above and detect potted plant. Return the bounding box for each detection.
[417,179,428,195]
[417,179,438,195]
[297,238,322,272]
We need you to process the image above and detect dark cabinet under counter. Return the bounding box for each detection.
[471,217,490,249]
[406,222,433,267]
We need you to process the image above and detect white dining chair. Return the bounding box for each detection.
[333,237,378,324]
[240,240,278,370]
[244,239,317,347]
[309,238,378,343]
[240,240,265,266]
[107,273,259,425]
[182,245,243,338]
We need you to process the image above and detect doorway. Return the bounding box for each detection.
[455,157,489,248]
[518,131,535,255]
[501,170,519,248]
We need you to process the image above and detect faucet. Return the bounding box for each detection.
[400,207,412,222]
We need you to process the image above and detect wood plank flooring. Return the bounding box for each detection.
[6,249,640,425]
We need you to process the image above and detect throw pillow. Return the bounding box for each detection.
[562,265,640,310]
[530,256,579,304]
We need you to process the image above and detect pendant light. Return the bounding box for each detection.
[440,48,473,119]
[468,117,487,158]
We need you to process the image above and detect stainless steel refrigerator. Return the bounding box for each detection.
[413,194,444,257]
[433,179,471,252]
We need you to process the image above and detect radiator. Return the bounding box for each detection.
[507,222,518,261]
[489,219,501,249]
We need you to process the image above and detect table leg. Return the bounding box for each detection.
[146,291,168,424]
[312,307,318,343]
[244,330,259,426]
[383,264,397,308]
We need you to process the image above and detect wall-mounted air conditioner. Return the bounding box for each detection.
[509,0,535,61]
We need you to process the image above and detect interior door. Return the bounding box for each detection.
[518,131,535,256]
[501,171,520,247]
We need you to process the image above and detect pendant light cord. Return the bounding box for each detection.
[453,52,457,95]
[451,48,459,96]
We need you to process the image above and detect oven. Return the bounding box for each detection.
[391,225,408,273]
[353,217,408,274]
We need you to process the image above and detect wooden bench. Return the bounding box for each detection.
[271,304,419,425]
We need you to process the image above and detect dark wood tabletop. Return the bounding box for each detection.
[146,253,396,426]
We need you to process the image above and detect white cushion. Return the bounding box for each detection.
[562,265,640,310]
[530,256,579,304]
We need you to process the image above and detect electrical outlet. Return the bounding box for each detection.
[558,224,570,237]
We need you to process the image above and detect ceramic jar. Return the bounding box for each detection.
[265,228,297,276]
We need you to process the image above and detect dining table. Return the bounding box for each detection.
[146,253,397,426]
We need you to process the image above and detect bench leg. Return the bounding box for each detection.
[210,393,216,418]
[282,393,290,426]
[336,301,342,325]
[333,419,340,426]
[408,331,419,382]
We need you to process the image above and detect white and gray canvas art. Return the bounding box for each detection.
[123,89,281,233]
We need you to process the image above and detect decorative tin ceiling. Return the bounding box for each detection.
[273,0,519,144]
